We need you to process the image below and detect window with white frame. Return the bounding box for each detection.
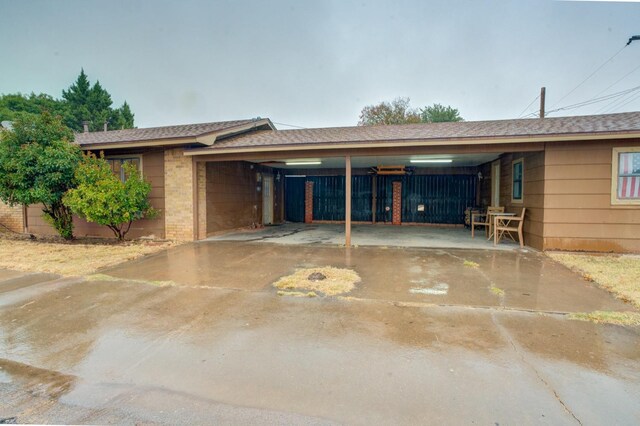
[612,148,640,204]
[106,157,141,182]
[512,158,524,203]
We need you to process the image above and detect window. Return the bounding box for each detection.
[106,157,141,182]
[612,147,640,205]
[512,158,524,203]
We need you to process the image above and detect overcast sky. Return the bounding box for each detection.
[1,0,639,129]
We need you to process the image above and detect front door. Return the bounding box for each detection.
[262,175,274,225]
[491,160,501,206]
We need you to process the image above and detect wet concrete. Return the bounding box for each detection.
[209,223,519,251]
[105,241,631,313]
[1,242,639,424]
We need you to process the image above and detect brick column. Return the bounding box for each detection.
[304,181,314,223]
[392,181,402,225]
[196,162,207,240]
[164,148,196,241]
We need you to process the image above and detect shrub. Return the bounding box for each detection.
[64,153,157,240]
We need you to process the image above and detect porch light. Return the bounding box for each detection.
[285,161,322,166]
[410,159,453,163]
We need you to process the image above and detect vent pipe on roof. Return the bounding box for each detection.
[539,87,546,119]
[82,121,89,133]
[103,121,109,132]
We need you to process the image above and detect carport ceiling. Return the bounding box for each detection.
[251,153,501,169]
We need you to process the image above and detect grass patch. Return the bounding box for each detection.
[490,285,505,297]
[548,252,640,309]
[0,236,176,276]
[568,311,640,326]
[463,260,480,268]
[273,266,360,296]
[277,290,318,298]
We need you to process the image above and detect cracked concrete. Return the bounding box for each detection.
[1,241,639,424]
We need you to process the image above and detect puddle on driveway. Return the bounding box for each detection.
[101,241,633,314]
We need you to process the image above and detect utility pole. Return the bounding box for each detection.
[539,87,546,118]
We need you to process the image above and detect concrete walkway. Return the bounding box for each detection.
[1,243,638,424]
[208,223,521,251]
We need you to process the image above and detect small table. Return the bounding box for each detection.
[487,211,515,240]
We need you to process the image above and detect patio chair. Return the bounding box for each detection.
[494,208,526,247]
[471,206,504,238]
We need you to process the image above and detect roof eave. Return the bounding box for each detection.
[183,130,640,156]
[194,118,275,146]
[77,118,275,150]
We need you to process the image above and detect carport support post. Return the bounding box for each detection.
[345,155,352,247]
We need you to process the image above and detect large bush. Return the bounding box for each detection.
[64,153,157,240]
[0,112,81,239]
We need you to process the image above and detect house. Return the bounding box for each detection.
[3,111,640,252]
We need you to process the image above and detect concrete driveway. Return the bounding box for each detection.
[1,241,639,424]
[208,223,521,251]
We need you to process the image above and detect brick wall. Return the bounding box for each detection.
[0,201,24,233]
[164,148,195,241]
[392,181,402,225]
[205,161,261,234]
[304,181,314,223]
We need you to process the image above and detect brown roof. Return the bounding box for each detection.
[74,119,260,146]
[197,111,640,152]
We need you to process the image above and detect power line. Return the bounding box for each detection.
[611,90,640,112]
[545,85,640,116]
[597,86,640,114]
[549,45,628,110]
[517,94,540,118]
[591,62,640,101]
[272,121,306,129]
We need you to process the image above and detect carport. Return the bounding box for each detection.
[186,150,535,249]
[256,153,499,246]
[184,121,545,249]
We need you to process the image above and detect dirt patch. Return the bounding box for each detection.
[548,252,640,309]
[273,266,360,296]
[0,234,177,276]
[568,311,640,326]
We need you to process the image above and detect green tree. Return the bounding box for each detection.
[420,103,463,123]
[357,97,421,126]
[61,69,134,131]
[1,70,135,132]
[110,101,135,130]
[0,93,69,123]
[0,112,82,239]
[64,153,157,240]
[358,98,464,125]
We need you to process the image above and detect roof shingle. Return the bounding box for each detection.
[205,111,640,151]
[74,119,257,146]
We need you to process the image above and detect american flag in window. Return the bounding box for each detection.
[618,152,640,199]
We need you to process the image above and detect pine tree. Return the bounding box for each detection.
[61,69,135,131]
[61,69,91,131]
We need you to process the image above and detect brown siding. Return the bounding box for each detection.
[487,151,546,250]
[205,161,262,235]
[27,150,166,239]
[542,139,640,252]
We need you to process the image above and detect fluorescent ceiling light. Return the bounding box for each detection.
[410,159,453,163]
[285,161,322,166]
